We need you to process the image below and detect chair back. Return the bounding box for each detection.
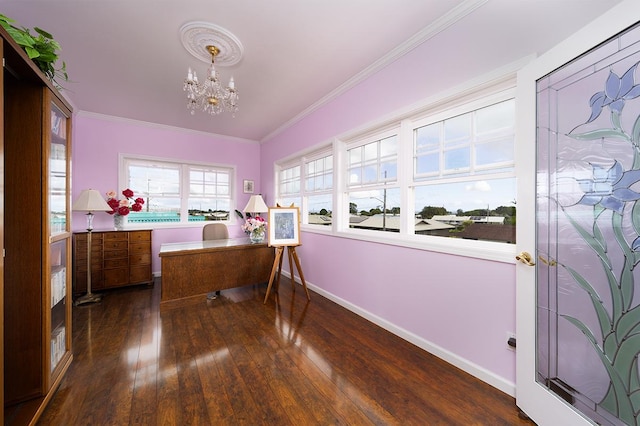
[202,223,229,240]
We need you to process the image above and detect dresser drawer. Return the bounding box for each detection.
[130,266,152,284]
[103,232,128,241]
[129,231,150,242]
[104,257,129,269]
[104,248,128,259]
[73,229,152,294]
[104,240,128,251]
[104,267,129,287]
[130,253,151,266]
[130,242,150,255]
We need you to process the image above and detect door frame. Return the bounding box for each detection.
[515,0,640,424]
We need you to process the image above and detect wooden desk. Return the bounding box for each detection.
[159,238,275,306]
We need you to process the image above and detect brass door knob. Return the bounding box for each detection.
[516,251,535,266]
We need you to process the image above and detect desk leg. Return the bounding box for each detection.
[264,247,284,304]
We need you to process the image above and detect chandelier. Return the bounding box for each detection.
[183,45,239,116]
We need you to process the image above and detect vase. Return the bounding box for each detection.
[114,214,126,231]
[249,228,265,243]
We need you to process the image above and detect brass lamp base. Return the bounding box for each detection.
[74,292,102,306]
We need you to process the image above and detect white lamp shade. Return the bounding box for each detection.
[73,189,112,212]
[243,194,269,213]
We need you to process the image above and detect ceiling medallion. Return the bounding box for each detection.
[180,22,243,66]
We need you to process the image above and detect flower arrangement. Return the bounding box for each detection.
[106,188,144,216]
[241,216,267,234]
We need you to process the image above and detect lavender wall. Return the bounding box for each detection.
[260,35,518,393]
[71,114,261,273]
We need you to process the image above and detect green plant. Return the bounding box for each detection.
[0,14,67,88]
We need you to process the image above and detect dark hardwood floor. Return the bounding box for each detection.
[35,278,534,425]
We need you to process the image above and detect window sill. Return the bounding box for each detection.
[301,225,517,264]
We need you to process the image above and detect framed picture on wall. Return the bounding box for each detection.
[243,179,254,194]
[268,206,300,246]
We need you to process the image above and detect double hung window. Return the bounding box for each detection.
[277,85,517,251]
[411,98,516,242]
[276,149,334,226]
[122,155,234,224]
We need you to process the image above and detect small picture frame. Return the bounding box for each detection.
[243,179,254,194]
[268,206,300,247]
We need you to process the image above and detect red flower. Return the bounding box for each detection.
[106,189,143,216]
[117,206,130,216]
[107,198,120,210]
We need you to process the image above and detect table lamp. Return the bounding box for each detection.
[72,189,112,306]
[243,194,269,217]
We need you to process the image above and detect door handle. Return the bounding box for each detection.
[538,255,557,266]
[516,251,535,266]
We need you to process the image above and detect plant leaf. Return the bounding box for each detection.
[569,129,630,141]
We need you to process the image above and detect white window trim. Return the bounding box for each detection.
[275,67,522,264]
[119,153,237,229]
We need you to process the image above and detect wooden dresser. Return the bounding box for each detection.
[73,229,153,294]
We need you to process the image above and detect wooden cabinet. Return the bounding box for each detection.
[2,25,74,424]
[73,230,153,294]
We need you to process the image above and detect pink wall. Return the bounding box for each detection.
[71,115,262,273]
[260,34,518,391]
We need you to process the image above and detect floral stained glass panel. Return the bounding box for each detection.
[536,22,640,426]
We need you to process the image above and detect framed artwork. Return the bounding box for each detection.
[268,206,300,246]
[243,179,254,194]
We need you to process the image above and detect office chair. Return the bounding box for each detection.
[202,223,229,240]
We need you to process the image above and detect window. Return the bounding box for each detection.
[276,150,333,226]
[122,155,234,224]
[277,164,302,210]
[345,132,399,233]
[348,135,397,186]
[305,153,333,225]
[412,99,515,243]
[276,81,517,259]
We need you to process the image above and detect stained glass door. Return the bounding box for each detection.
[516,2,640,425]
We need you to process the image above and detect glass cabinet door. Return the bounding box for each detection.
[49,240,67,373]
[49,103,68,236]
[48,98,71,378]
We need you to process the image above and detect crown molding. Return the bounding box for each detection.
[261,0,489,143]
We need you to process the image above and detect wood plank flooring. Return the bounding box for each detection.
[35,278,534,425]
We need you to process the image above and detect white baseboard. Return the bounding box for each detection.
[285,271,516,397]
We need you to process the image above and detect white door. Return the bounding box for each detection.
[516,1,640,425]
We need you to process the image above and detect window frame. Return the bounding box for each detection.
[276,76,518,263]
[275,147,334,227]
[119,153,237,228]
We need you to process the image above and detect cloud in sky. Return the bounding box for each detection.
[465,181,491,192]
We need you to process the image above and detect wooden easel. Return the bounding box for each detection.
[264,245,310,304]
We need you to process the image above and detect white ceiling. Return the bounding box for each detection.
[1,0,623,142]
